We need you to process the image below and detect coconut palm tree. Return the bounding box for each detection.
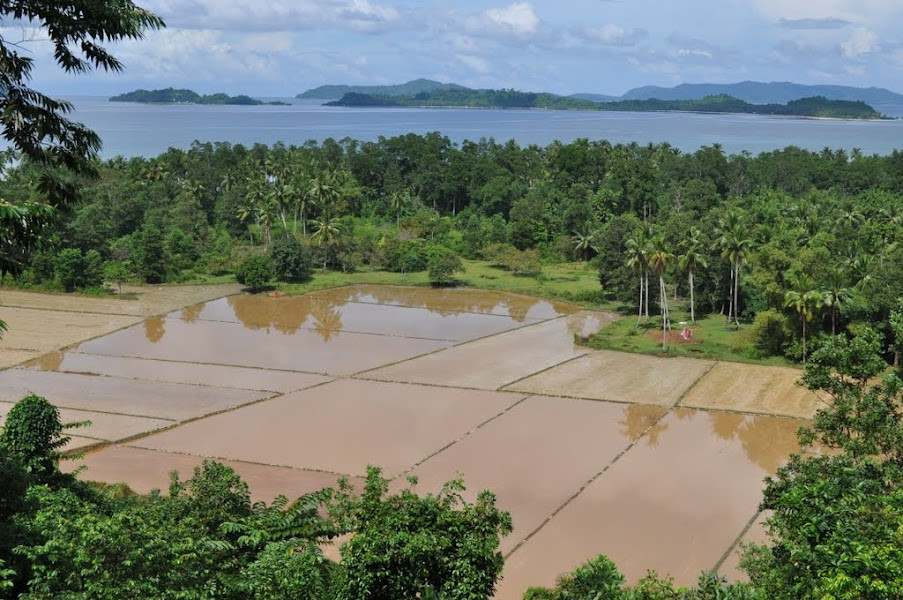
[312,216,340,269]
[679,227,707,324]
[625,231,650,325]
[572,227,597,261]
[822,268,854,336]
[717,216,752,328]
[389,189,406,229]
[784,276,823,362]
[649,236,674,351]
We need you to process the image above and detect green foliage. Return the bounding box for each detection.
[751,308,790,356]
[744,325,903,599]
[333,467,512,600]
[525,559,763,599]
[241,540,336,599]
[0,395,82,480]
[138,216,167,284]
[52,248,103,291]
[102,259,133,293]
[271,235,313,283]
[427,250,464,286]
[235,254,275,289]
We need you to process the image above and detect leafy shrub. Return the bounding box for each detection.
[380,237,428,273]
[334,468,512,600]
[751,309,790,357]
[0,395,83,479]
[235,255,274,290]
[270,235,313,282]
[427,251,464,286]
[53,248,103,292]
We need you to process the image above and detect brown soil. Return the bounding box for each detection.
[646,328,703,345]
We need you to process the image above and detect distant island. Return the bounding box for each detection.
[325,89,886,120]
[297,78,466,100]
[110,88,290,106]
[596,81,903,105]
[299,78,903,106]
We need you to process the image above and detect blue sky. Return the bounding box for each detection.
[17,0,903,96]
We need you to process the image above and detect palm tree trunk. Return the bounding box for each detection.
[802,318,807,362]
[644,271,650,319]
[832,306,837,336]
[734,263,741,327]
[636,273,643,327]
[689,271,696,324]
[727,265,734,324]
[659,275,668,351]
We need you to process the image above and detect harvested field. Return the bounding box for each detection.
[678,362,824,418]
[506,349,714,406]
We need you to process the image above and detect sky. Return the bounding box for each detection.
[12,0,903,97]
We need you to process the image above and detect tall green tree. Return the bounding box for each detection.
[783,276,823,362]
[649,236,675,351]
[679,227,708,324]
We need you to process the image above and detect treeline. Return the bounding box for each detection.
[2,135,902,362]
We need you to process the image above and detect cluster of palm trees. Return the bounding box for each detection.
[783,271,856,362]
[231,156,353,259]
[624,217,749,352]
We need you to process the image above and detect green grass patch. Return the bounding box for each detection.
[586,312,794,366]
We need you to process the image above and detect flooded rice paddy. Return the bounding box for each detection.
[0,284,824,597]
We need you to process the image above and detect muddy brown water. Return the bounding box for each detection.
[8,285,811,596]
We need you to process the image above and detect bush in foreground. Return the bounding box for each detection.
[271,235,313,283]
[235,254,274,290]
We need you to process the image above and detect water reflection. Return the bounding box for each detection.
[26,351,64,371]
[704,411,803,473]
[180,303,204,323]
[618,404,669,447]
[307,284,576,321]
[144,317,166,343]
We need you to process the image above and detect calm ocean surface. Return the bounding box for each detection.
[54,97,903,158]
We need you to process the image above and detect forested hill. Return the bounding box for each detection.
[297,78,467,99]
[110,88,289,106]
[617,81,903,104]
[325,90,886,119]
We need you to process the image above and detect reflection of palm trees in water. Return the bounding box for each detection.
[618,404,668,447]
[310,299,343,342]
[228,294,345,338]
[144,317,166,343]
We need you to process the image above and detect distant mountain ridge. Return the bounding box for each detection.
[614,81,903,105]
[297,79,467,100]
[303,79,903,106]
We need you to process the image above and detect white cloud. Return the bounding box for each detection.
[841,27,877,57]
[456,53,491,74]
[140,0,405,33]
[677,48,713,59]
[485,2,539,36]
[574,24,647,47]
